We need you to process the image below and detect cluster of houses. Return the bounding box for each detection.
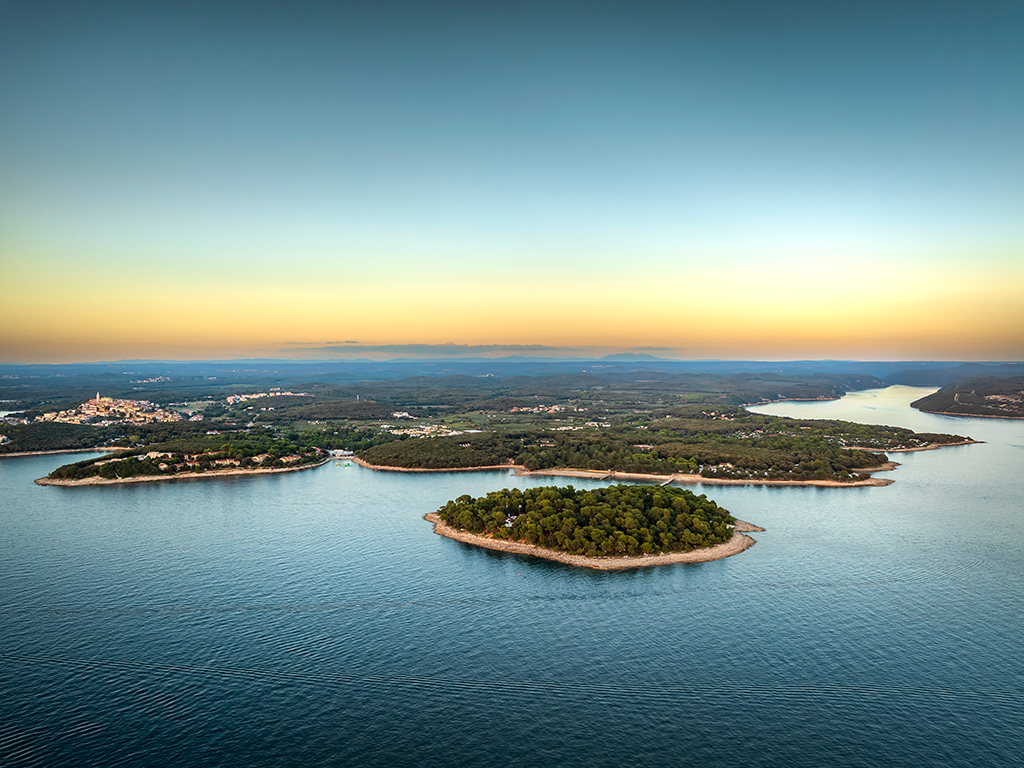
[35,394,183,426]
[385,423,472,438]
[138,448,320,473]
[509,404,589,415]
[225,389,310,405]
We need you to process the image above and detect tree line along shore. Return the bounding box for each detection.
[17,406,973,487]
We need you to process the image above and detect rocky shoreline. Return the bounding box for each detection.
[914,407,1024,420]
[354,456,897,487]
[845,439,980,453]
[424,512,764,569]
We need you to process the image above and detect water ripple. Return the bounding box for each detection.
[4,652,1022,710]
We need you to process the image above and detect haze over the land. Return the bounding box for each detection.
[2,1,1022,363]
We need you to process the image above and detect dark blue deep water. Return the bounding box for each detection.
[2,386,1022,767]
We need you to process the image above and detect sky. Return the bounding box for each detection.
[2,0,1022,363]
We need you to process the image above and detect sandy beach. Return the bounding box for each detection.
[424,512,764,569]
[37,442,961,489]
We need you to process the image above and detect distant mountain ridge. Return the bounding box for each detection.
[2,358,1023,387]
[599,353,663,362]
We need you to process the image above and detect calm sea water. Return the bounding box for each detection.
[2,386,1022,767]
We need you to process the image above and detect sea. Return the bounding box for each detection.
[1,386,1022,767]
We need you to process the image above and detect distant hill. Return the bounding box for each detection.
[886,363,1024,387]
[600,353,663,362]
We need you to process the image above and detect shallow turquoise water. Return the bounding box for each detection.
[2,386,1022,766]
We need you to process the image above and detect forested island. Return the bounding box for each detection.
[428,484,760,568]
[911,377,1024,419]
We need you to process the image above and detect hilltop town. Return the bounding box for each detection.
[32,393,186,426]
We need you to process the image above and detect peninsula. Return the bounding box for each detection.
[355,409,970,486]
[427,484,762,569]
[911,377,1024,419]
[34,433,331,485]
[35,455,331,486]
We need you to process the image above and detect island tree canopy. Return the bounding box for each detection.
[438,484,735,557]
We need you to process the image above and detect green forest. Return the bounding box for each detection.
[912,377,1024,419]
[359,432,523,469]
[438,484,735,557]
[360,412,966,482]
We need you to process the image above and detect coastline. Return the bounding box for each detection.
[913,407,1024,420]
[742,395,841,407]
[354,456,897,487]
[424,512,764,570]
[35,457,331,487]
[29,437,968,488]
[1,446,124,459]
[845,439,980,453]
[351,457,518,473]
[521,465,897,487]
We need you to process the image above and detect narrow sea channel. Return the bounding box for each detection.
[1,386,1022,767]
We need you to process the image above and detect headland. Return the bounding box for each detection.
[35,457,331,486]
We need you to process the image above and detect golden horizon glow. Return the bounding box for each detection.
[4,240,1022,363]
